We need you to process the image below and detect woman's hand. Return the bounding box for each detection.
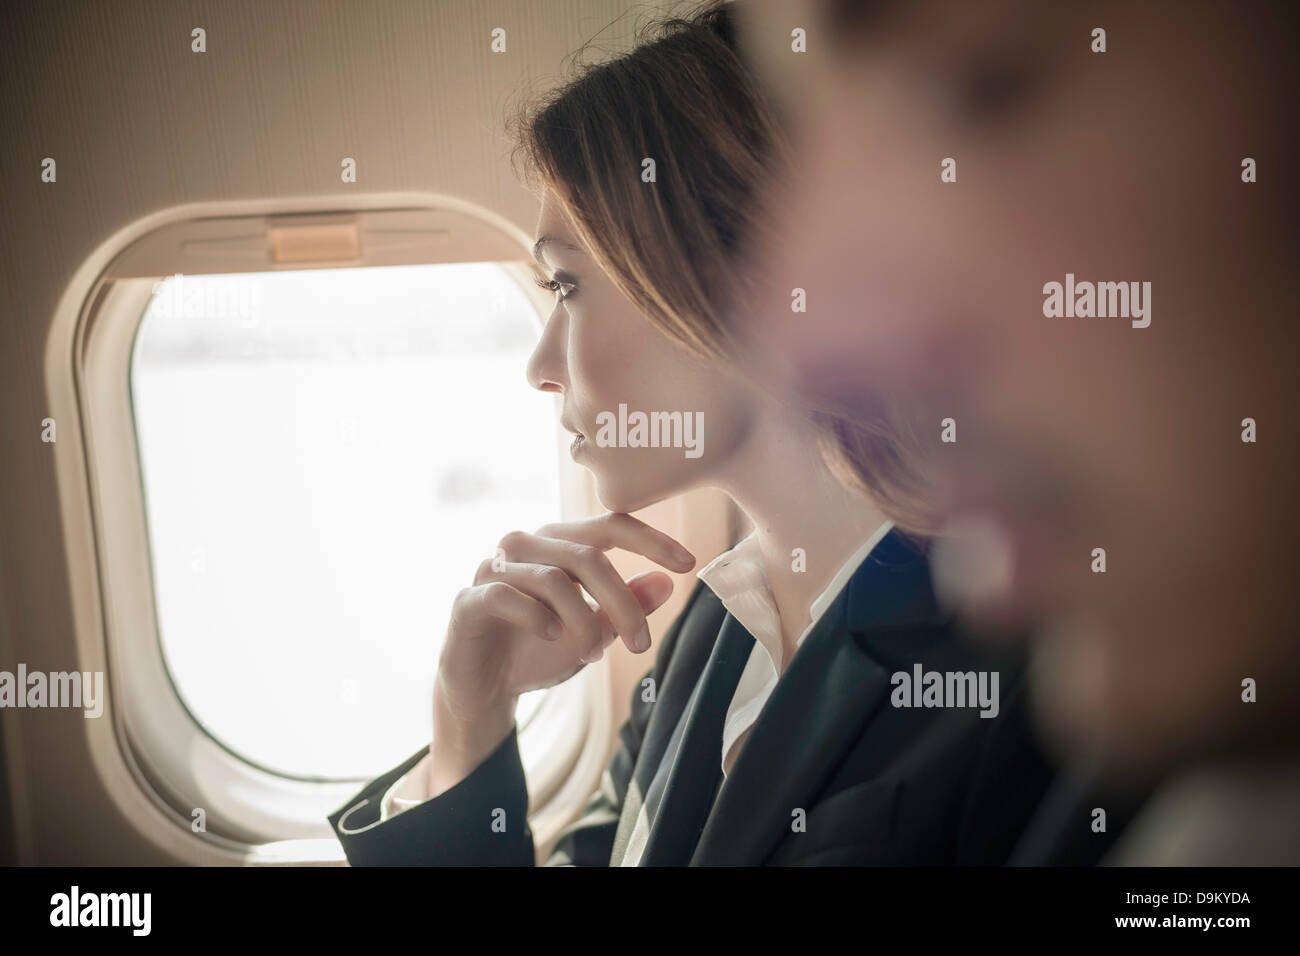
[434,512,697,726]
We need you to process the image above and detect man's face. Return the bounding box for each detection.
[736,0,1299,777]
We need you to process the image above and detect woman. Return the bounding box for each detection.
[329,1,1056,866]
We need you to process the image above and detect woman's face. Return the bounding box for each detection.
[526,191,760,513]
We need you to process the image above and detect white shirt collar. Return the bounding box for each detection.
[696,518,895,672]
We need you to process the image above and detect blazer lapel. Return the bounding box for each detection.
[635,614,755,866]
[691,530,947,865]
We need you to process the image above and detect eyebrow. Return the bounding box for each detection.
[531,235,586,264]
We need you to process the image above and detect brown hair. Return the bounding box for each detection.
[508,0,939,535]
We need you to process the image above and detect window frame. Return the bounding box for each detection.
[44,193,611,864]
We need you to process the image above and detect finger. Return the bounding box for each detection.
[458,581,564,641]
[474,558,602,648]
[498,535,658,654]
[584,571,676,661]
[532,513,696,573]
[626,570,675,614]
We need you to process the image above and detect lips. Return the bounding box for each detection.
[560,415,586,456]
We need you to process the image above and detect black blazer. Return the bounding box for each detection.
[330,530,1058,865]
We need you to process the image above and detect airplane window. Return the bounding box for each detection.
[130,263,559,780]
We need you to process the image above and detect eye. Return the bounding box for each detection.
[534,275,577,301]
[948,54,1042,125]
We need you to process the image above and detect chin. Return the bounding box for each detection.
[585,449,702,514]
[1028,623,1124,769]
[1030,644,1189,785]
[589,462,680,514]
[593,478,665,515]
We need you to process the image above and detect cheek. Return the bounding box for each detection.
[566,335,617,411]
[563,306,639,412]
[567,303,695,416]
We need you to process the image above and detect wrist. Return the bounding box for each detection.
[428,685,516,795]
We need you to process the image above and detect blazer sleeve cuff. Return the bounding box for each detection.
[327,722,535,866]
[380,751,433,822]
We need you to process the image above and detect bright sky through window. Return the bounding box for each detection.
[131,263,560,779]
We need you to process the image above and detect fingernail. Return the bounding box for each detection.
[674,546,695,566]
[633,625,651,653]
[582,643,604,664]
[546,620,564,641]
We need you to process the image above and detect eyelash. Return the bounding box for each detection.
[534,275,577,301]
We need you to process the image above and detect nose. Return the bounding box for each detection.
[525,305,567,394]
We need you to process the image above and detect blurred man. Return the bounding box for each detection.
[731,0,1299,863]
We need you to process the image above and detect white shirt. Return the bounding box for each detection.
[616,519,894,865]
[701,519,895,780]
[378,519,896,852]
